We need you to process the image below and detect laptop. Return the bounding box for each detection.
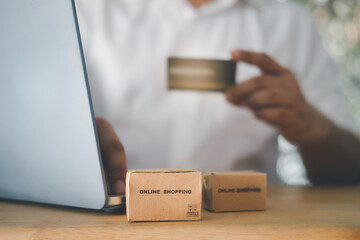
[0,0,125,210]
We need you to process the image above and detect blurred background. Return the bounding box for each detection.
[277,0,360,185]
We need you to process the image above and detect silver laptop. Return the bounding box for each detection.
[0,0,124,210]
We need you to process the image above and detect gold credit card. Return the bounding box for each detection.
[168,57,236,91]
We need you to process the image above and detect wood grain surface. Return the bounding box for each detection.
[0,186,359,240]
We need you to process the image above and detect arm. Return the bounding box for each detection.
[298,113,360,185]
[226,50,360,185]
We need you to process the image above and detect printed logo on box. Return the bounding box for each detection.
[186,204,199,217]
[217,185,262,193]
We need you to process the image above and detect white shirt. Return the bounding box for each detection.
[76,0,359,182]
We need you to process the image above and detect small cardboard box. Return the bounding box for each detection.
[126,169,202,222]
[203,171,266,212]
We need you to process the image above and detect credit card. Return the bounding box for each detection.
[168,57,236,91]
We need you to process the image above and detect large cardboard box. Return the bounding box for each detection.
[203,171,266,212]
[126,169,202,222]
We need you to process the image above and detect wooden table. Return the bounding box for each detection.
[0,186,359,240]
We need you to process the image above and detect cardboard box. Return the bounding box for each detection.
[203,171,266,212]
[126,169,202,222]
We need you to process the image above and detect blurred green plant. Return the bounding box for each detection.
[291,0,360,122]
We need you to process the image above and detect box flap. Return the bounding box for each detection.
[128,169,197,174]
[209,171,266,176]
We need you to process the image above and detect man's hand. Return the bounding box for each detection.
[96,117,127,194]
[225,50,360,185]
[225,50,332,145]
